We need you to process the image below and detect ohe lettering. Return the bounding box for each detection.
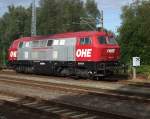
[76,49,92,58]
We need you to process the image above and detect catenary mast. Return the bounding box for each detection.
[31,0,36,36]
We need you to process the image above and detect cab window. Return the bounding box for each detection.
[80,38,85,45]
[98,36,107,44]
[108,37,118,45]
[19,42,23,48]
[80,37,91,45]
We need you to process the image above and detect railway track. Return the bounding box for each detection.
[0,74,150,103]
[0,73,150,118]
[0,92,134,119]
[1,70,150,88]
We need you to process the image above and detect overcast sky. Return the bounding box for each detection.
[0,0,133,33]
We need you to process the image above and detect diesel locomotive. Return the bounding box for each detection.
[8,31,120,79]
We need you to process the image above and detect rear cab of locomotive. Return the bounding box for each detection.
[8,37,30,68]
[75,31,120,77]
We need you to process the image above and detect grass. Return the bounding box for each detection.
[136,65,150,79]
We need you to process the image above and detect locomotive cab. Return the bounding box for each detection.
[75,32,120,78]
[8,37,30,68]
[93,34,120,77]
[97,35,120,61]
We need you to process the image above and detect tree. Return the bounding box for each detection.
[118,0,150,64]
[85,0,100,18]
[37,0,100,35]
[0,5,31,65]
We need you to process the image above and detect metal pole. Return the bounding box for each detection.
[101,10,103,29]
[31,0,36,36]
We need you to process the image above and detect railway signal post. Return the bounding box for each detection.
[132,57,140,79]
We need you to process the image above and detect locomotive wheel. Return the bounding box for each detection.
[96,76,99,80]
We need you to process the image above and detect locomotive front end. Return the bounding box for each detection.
[95,34,121,77]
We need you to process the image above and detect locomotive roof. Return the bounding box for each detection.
[27,31,106,41]
[10,37,31,48]
[12,31,107,44]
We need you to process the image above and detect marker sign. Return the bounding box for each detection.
[133,57,140,67]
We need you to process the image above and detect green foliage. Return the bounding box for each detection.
[0,5,31,65]
[85,0,100,17]
[137,65,150,77]
[38,0,85,34]
[37,0,100,34]
[1,6,31,42]
[118,1,150,65]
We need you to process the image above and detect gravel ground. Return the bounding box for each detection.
[0,73,150,96]
[0,80,149,119]
[0,102,57,119]
[0,94,57,119]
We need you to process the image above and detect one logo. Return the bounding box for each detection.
[107,49,115,53]
[10,51,17,58]
[76,49,92,58]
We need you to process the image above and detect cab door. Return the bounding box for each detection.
[76,37,93,61]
